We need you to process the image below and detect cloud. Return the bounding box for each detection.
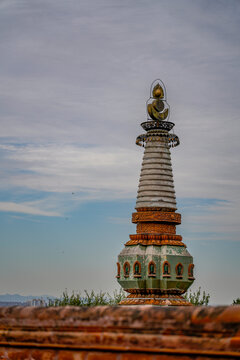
[0,0,239,228]
[0,0,240,303]
[0,140,239,243]
[179,199,239,242]
[0,201,61,217]
[0,0,239,145]
[0,143,140,196]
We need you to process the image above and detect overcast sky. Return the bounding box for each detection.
[0,0,240,304]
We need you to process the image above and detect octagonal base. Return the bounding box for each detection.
[119,293,192,306]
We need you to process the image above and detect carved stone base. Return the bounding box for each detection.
[119,293,192,306]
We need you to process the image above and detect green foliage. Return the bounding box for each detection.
[48,288,126,307]
[233,298,240,305]
[184,287,210,306]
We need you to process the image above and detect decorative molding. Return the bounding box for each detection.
[141,121,174,132]
[136,207,175,212]
[125,289,185,295]
[136,222,176,234]
[126,233,185,247]
[129,234,182,240]
[120,295,190,306]
[135,206,175,213]
[132,211,181,224]
[125,238,185,247]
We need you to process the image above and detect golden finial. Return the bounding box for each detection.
[152,83,164,99]
[147,81,169,121]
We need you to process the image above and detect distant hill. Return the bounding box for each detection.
[0,294,54,303]
[0,301,28,307]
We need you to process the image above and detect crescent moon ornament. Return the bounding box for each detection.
[147,104,168,121]
[147,82,169,121]
[152,99,164,112]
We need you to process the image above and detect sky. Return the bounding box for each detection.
[0,0,240,305]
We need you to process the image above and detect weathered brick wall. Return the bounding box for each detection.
[0,305,239,359]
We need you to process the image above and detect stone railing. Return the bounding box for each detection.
[0,305,239,359]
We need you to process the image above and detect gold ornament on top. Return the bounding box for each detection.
[147,83,169,121]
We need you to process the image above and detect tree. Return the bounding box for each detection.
[184,287,210,306]
[233,298,240,305]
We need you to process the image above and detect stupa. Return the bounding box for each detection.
[116,80,195,306]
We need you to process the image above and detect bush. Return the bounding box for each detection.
[233,298,240,305]
[48,288,126,307]
[184,287,210,306]
[49,287,211,307]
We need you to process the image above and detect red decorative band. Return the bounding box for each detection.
[129,234,182,241]
[125,239,185,247]
[132,211,181,224]
[136,222,176,234]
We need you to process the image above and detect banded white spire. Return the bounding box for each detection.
[136,131,177,210]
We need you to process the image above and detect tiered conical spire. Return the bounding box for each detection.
[117,80,194,306]
[136,132,176,210]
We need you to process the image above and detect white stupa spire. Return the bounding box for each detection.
[136,131,177,210]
